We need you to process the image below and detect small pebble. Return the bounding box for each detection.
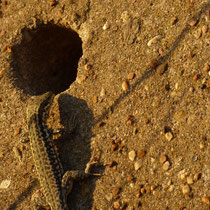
[182,184,190,194]
[170,17,177,25]
[130,183,134,188]
[194,173,201,181]
[111,144,118,151]
[49,0,57,6]
[193,74,199,81]
[147,35,161,46]
[146,185,151,194]
[167,179,172,186]
[160,154,167,164]
[105,193,113,201]
[0,179,11,189]
[133,127,138,135]
[85,64,92,71]
[19,145,25,153]
[202,196,210,205]
[203,63,209,72]
[162,161,170,171]
[88,69,94,75]
[100,88,105,97]
[140,188,146,194]
[189,51,196,58]
[103,21,110,30]
[168,185,174,192]
[188,18,198,27]
[158,48,164,56]
[76,75,86,84]
[127,72,135,80]
[150,59,158,68]
[112,187,121,196]
[126,119,133,125]
[151,157,155,163]
[189,87,194,92]
[97,121,105,127]
[122,81,129,91]
[128,150,136,161]
[92,96,98,104]
[192,156,197,162]
[151,185,156,191]
[165,132,173,141]
[134,160,142,171]
[156,63,168,75]
[127,174,134,182]
[7,46,12,53]
[202,25,208,33]
[138,151,146,159]
[180,172,188,180]
[186,176,194,185]
[113,201,120,209]
[136,192,141,198]
[15,127,22,135]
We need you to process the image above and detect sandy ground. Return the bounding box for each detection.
[0,0,209,209]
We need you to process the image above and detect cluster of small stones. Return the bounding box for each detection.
[74,8,209,209]
[104,145,209,209]
[55,12,210,208]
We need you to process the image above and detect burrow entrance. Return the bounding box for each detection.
[11,23,82,95]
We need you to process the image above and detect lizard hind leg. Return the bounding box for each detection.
[62,170,90,196]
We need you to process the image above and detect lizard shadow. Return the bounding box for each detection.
[56,93,103,210]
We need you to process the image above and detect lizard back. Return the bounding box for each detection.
[27,92,68,210]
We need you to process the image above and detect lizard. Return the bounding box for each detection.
[26,92,93,210]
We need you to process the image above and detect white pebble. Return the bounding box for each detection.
[200,143,204,149]
[165,132,173,141]
[0,179,11,189]
[147,35,161,46]
[182,184,190,194]
[187,176,194,184]
[151,157,155,163]
[128,150,136,161]
[103,22,110,30]
[162,161,170,171]
[168,185,174,192]
[134,160,142,170]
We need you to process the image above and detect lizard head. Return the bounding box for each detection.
[26,92,55,125]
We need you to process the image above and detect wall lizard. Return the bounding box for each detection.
[27,92,90,210]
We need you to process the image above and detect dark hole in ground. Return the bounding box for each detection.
[11,23,82,95]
